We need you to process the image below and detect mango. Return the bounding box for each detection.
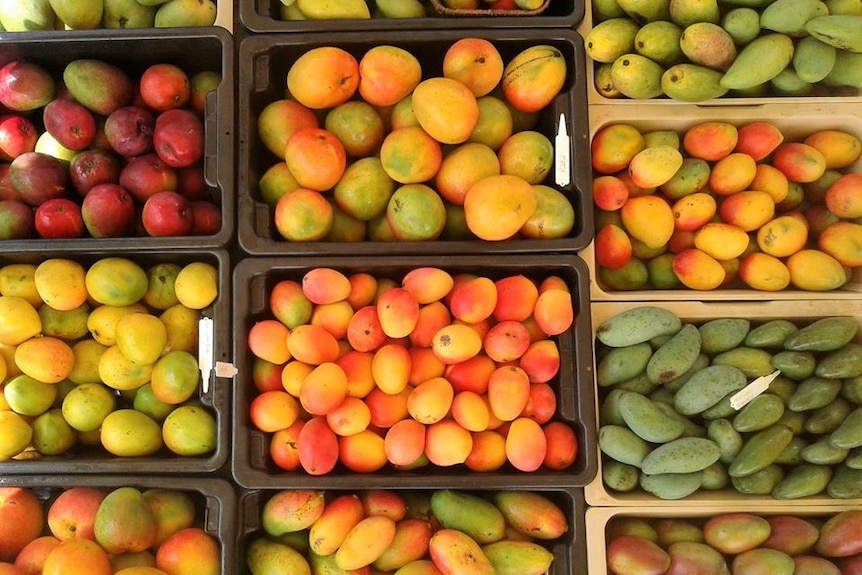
[761,0,829,36]
[720,33,795,90]
[793,36,837,84]
[585,17,640,63]
[665,541,727,575]
[722,7,761,45]
[732,548,795,575]
[610,54,665,99]
[591,123,646,174]
[805,398,852,435]
[772,462,834,499]
[619,391,685,442]
[674,364,747,415]
[428,529,493,575]
[640,436,721,474]
[816,510,862,556]
[703,512,771,554]
[762,515,819,556]
[491,491,567,540]
[393,560,444,575]
[94,486,158,554]
[63,59,134,116]
[599,258,650,291]
[827,464,862,498]
[308,494,364,556]
[335,515,397,570]
[596,306,682,347]
[429,490,505,545]
[247,537,311,575]
[481,540,553,575]
[621,195,675,249]
[617,0,670,22]
[296,0,371,18]
[262,490,325,536]
[634,20,685,66]
[640,471,704,499]
[661,63,727,101]
[680,22,737,70]
[600,424,652,467]
[822,50,862,89]
[738,252,791,291]
[671,248,726,290]
[596,342,653,387]
[669,0,720,26]
[731,464,785,494]
[374,518,433,572]
[606,534,670,575]
[729,423,794,478]
[806,14,862,52]
[792,555,841,575]
[653,519,704,546]
[603,459,640,491]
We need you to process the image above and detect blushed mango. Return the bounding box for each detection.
[818,221,862,267]
[593,175,631,211]
[377,287,420,339]
[595,224,634,269]
[394,560,444,575]
[665,541,727,575]
[732,548,795,575]
[448,276,497,324]
[762,515,819,556]
[493,275,539,323]
[772,143,827,183]
[297,416,339,475]
[694,222,749,260]
[373,518,433,572]
[302,267,351,304]
[738,252,791,290]
[621,195,675,248]
[673,248,726,290]
[428,529,493,575]
[410,302,452,349]
[308,494,364,556]
[487,365,531,422]
[519,339,560,384]
[607,535,670,575]
[718,190,775,232]
[671,192,718,231]
[287,324,340,365]
[679,22,737,70]
[402,267,454,304]
[627,145,684,188]
[825,173,862,218]
[533,287,574,336]
[683,122,738,161]
[792,555,841,575]
[703,513,771,554]
[432,324,483,364]
[407,376,453,424]
[786,249,848,291]
[653,519,704,546]
[709,152,756,195]
[591,123,646,174]
[505,417,547,472]
[804,129,862,169]
[372,343,412,395]
[736,121,784,161]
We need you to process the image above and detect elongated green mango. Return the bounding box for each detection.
[772,463,834,499]
[783,316,858,351]
[720,33,794,90]
[641,437,721,475]
[732,393,785,433]
[698,318,750,354]
[816,343,862,379]
[708,418,743,464]
[430,490,505,545]
[674,365,747,416]
[596,342,653,387]
[596,306,682,347]
[745,319,798,349]
[822,49,862,89]
[640,470,703,500]
[806,14,862,53]
[788,376,841,412]
[760,0,829,36]
[829,406,862,449]
[618,390,685,443]
[827,465,862,498]
[729,423,794,478]
[599,424,651,467]
[793,36,837,84]
[646,323,702,384]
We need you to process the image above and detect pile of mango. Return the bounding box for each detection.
[596,306,862,500]
[606,509,862,575]
[585,0,862,101]
[245,488,568,575]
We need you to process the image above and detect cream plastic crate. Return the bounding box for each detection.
[214,0,233,31]
[575,0,862,106]
[585,504,862,575]
[585,299,862,507]
[585,102,862,301]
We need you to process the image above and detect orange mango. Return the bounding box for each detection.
[591,123,645,175]
[505,417,547,472]
[308,494,365,556]
[338,429,387,473]
[718,190,775,232]
[374,518,433,572]
[407,377,454,425]
[424,419,473,467]
[735,121,783,161]
[302,267,351,305]
[786,249,849,291]
[803,129,862,169]
[819,221,862,267]
[671,192,717,231]
[694,222,750,260]
[465,429,508,472]
[487,366,531,422]
[738,252,791,291]
[372,343,412,395]
[772,142,827,183]
[672,248,726,290]
[335,516,397,571]
[384,418,426,467]
[595,224,633,270]
[621,195,675,249]
[287,324,340,365]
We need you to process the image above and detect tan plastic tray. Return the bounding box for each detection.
[585,102,862,301]
[575,0,862,106]
[214,0,233,31]
[586,504,862,575]
[585,299,862,506]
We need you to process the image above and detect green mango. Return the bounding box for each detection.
[669,0,719,27]
[770,67,815,95]
[618,390,686,443]
[634,21,685,66]
[585,17,640,63]
[429,490,505,545]
[596,342,653,387]
[102,0,156,27]
[603,458,640,491]
[640,437,721,475]
[617,0,670,23]
[154,0,217,26]
[745,319,798,349]
[647,323,702,384]
[640,470,704,499]
[793,36,836,84]
[760,0,829,37]
[728,423,794,478]
[825,0,862,14]
[49,0,102,28]
[822,49,862,89]
[375,0,426,17]
[661,63,728,101]
[806,14,862,52]
[247,537,311,575]
[596,306,682,348]
[611,54,665,99]
[720,33,795,90]
[296,0,370,18]
[482,541,553,575]
[783,316,858,351]
[698,318,750,354]
[0,0,54,30]
[722,7,761,46]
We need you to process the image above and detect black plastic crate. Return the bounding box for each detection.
[237,487,586,575]
[231,254,597,489]
[0,249,231,475]
[0,28,234,251]
[236,29,592,256]
[239,0,583,33]
[0,474,236,573]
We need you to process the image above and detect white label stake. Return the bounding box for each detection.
[730,369,781,411]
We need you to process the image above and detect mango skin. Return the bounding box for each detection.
[246,537,311,575]
[482,540,553,575]
[491,491,568,540]
[428,529,494,575]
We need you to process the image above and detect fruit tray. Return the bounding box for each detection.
[0,28,235,252]
[0,474,236,573]
[0,0,231,31]
[238,0,582,33]
[230,254,597,489]
[236,29,591,256]
[576,0,862,105]
[586,504,862,575]
[236,487,586,575]
[0,249,232,475]
[586,299,862,507]
[585,102,862,301]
